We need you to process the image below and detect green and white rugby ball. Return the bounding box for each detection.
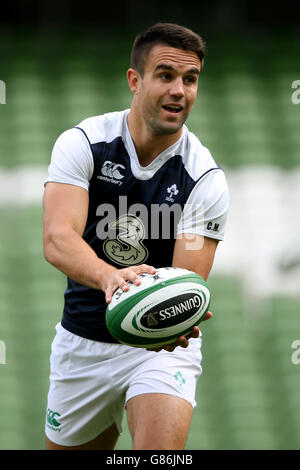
[105,267,210,348]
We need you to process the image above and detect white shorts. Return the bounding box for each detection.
[45,323,202,447]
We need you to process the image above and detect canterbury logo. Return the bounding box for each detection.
[101,161,125,180]
[47,408,61,427]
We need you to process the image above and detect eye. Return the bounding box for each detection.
[160,72,172,81]
[184,76,197,84]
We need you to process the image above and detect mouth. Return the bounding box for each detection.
[162,104,183,114]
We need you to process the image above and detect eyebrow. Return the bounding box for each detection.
[154,64,200,75]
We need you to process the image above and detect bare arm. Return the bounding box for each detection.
[171,234,218,346]
[172,233,218,281]
[43,182,155,301]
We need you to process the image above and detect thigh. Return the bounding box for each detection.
[125,337,202,410]
[45,323,126,447]
[125,338,202,450]
[126,393,193,450]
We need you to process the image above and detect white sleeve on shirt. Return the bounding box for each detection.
[176,169,229,241]
[45,128,94,190]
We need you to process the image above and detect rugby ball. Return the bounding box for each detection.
[105,267,210,348]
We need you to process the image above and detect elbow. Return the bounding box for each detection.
[43,235,57,266]
[43,229,64,267]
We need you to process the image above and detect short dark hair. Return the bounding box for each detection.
[130,22,206,76]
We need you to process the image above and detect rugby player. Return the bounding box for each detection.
[43,22,229,450]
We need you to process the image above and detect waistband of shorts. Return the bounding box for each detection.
[55,322,201,354]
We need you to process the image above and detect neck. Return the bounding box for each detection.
[127,108,183,167]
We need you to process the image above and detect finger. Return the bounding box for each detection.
[118,265,156,286]
[191,326,200,337]
[133,264,157,275]
[164,343,178,352]
[173,327,199,349]
[105,277,129,304]
[105,285,125,303]
[147,345,164,352]
[148,340,176,352]
[203,311,213,321]
[152,326,201,352]
[119,269,142,286]
[118,279,130,291]
[183,327,199,341]
[177,336,189,348]
[105,287,114,304]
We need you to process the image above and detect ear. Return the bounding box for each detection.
[127,68,141,95]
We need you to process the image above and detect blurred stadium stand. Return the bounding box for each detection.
[0,1,300,449]
[1,0,300,33]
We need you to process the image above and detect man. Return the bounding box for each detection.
[43,22,229,450]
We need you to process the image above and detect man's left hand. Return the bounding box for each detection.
[147,311,213,352]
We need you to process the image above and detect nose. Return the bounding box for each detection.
[169,77,184,99]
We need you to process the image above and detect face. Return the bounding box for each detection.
[130,45,201,136]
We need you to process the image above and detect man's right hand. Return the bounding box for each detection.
[103,264,157,304]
